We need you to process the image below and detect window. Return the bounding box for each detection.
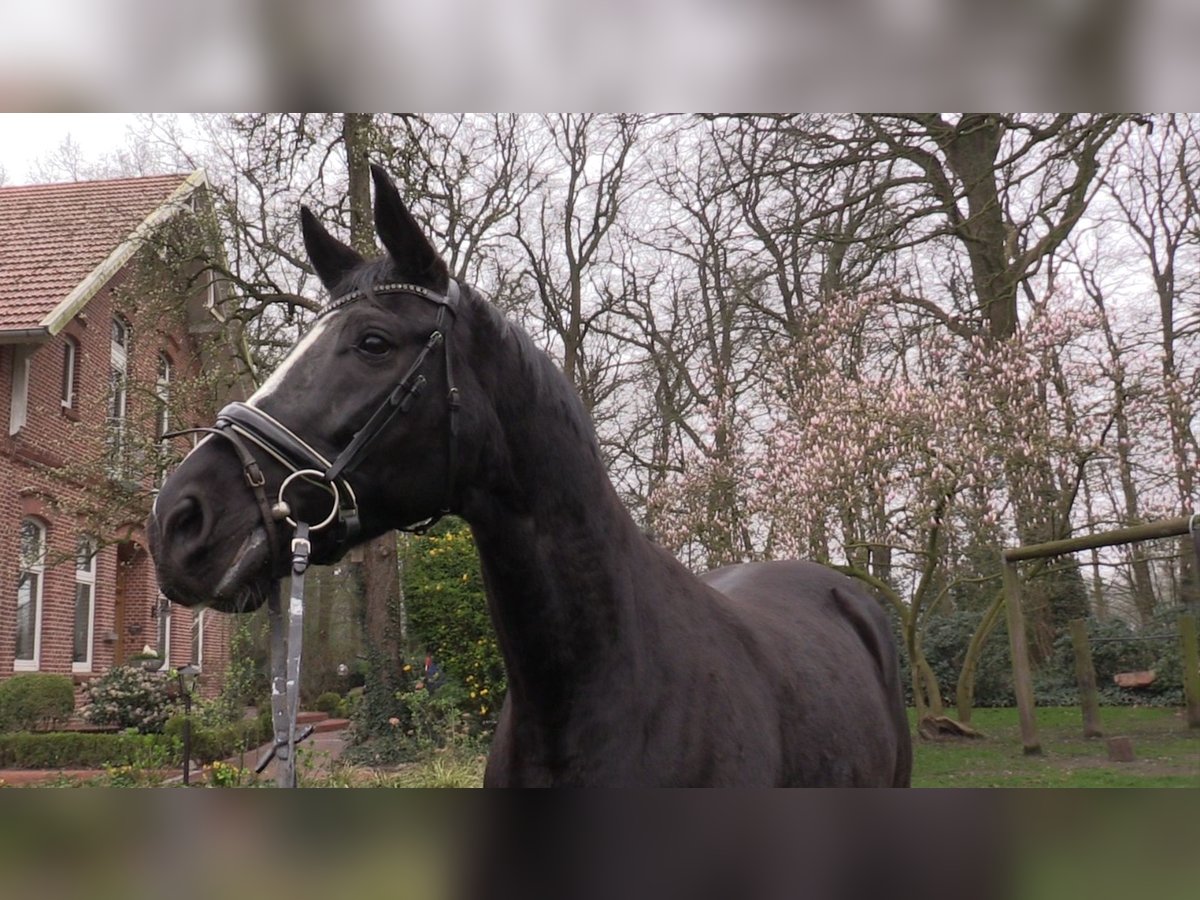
[191,608,205,669]
[155,353,172,486]
[107,317,129,473]
[9,346,32,435]
[15,519,46,670]
[61,337,79,409]
[157,594,172,668]
[73,537,97,671]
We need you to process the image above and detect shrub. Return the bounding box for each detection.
[315,692,343,716]
[0,731,177,768]
[921,610,1015,708]
[201,617,264,727]
[403,518,506,734]
[1038,618,1185,708]
[80,666,177,733]
[0,674,75,732]
[163,713,272,764]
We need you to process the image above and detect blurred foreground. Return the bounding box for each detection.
[2,0,1199,107]
[0,791,1194,900]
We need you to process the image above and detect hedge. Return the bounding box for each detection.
[163,711,273,764]
[0,674,75,733]
[0,731,176,769]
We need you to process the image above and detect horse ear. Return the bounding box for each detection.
[370,164,449,286]
[301,206,365,290]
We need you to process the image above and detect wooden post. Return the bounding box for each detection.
[1067,618,1103,738]
[1002,558,1041,754]
[1180,614,1200,729]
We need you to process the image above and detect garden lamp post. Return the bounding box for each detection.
[176,664,200,785]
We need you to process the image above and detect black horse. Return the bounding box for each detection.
[149,165,912,787]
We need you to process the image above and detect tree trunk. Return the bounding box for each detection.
[344,113,405,674]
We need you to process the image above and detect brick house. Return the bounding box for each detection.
[0,171,239,706]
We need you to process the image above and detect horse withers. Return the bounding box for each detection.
[148,164,912,786]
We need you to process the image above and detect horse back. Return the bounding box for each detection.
[700,560,913,787]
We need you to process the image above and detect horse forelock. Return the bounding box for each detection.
[332,255,448,302]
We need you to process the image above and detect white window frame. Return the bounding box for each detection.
[108,317,129,473]
[15,518,46,671]
[155,353,172,487]
[9,345,32,435]
[158,594,172,668]
[191,608,205,670]
[61,337,78,409]
[72,537,97,672]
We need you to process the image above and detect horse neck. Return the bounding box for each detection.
[461,311,648,720]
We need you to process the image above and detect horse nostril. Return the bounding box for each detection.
[164,495,207,545]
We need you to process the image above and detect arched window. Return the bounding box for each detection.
[73,536,97,671]
[15,518,46,670]
[61,336,79,409]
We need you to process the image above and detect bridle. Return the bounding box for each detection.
[163,278,462,786]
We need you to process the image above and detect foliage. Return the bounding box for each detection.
[202,616,266,727]
[0,674,76,733]
[397,683,472,750]
[1035,618,1186,708]
[0,730,177,769]
[403,519,505,734]
[350,644,417,745]
[344,681,482,767]
[921,610,1015,708]
[79,666,177,734]
[315,692,343,716]
[913,610,1190,711]
[377,748,488,788]
[163,712,272,764]
[203,760,250,787]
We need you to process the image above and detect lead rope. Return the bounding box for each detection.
[244,282,461,784]
[256,523,314,787]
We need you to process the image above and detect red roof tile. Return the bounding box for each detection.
[0,173,195,332]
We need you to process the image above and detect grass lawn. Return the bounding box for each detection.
[910,706,1199,787]
[333,705,1197,788]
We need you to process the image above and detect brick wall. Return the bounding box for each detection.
[1,262,234,708]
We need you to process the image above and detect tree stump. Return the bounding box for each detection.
[1106,737,1135,763]
[917,715,986,742]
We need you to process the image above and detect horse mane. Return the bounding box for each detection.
[460,284,604,462]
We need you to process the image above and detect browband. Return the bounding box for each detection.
[320,280,461,319]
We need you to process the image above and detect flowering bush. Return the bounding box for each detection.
[205,760,249,787]
[403,519,506,735]
[80,665,177,734]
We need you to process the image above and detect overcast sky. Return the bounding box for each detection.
[0,113,141,184]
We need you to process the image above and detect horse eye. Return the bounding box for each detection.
[356,334,392,357]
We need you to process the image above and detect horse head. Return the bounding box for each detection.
[149,166,474,612]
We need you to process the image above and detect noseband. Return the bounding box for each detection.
[163,278,462,786]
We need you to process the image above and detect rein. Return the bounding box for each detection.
[164,279,461,787]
